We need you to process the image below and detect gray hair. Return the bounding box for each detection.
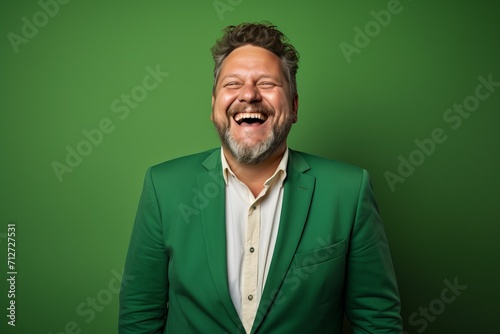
[211,22,300,97]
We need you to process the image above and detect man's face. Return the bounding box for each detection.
[211,45,298,165]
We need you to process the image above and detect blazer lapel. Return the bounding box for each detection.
[197,149,244,331]
[252,150,315,333]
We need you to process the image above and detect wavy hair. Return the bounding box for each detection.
[211,22,300,97]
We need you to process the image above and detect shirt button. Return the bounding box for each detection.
[248,295,254,301]
[249,247,255,253]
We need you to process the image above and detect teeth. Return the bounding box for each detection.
[234,113,267,122]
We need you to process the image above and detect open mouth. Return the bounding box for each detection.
[233,112,268,126]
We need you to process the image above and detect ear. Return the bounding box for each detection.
[210,95,215,121]
[292,94,299,123]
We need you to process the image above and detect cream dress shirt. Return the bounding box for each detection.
[221,148,288,333]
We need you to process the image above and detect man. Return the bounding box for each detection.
[119,22,402,333]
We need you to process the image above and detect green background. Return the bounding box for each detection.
[1,0,499,333]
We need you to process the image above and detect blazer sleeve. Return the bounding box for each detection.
[344,169,403,333]
[119,168,168,334]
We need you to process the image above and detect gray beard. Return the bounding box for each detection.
[215,121,292,165]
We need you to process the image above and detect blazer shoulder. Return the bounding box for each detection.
[291,150,365,178]
[148,148,220,180]
[289,150,374,207]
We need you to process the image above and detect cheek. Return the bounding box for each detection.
[214,93,236,114]
[267,94,292,118]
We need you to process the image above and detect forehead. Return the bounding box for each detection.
[220,45,282,77]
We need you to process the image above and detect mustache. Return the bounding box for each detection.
[227,103,274,117]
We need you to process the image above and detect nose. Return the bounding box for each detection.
[238,83,262,103]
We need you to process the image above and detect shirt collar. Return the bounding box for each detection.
[221,147,289,186]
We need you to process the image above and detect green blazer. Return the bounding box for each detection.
[119,149,402,333]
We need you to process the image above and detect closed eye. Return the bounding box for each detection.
[224,82,242,89]
[258,81,281,89]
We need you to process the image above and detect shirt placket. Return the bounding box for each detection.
[241,200,260,333]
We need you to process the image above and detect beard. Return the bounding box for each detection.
[213,103,294,165]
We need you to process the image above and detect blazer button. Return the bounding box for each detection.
[249,247,255,253]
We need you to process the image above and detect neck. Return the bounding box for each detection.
[223,145,286,197]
